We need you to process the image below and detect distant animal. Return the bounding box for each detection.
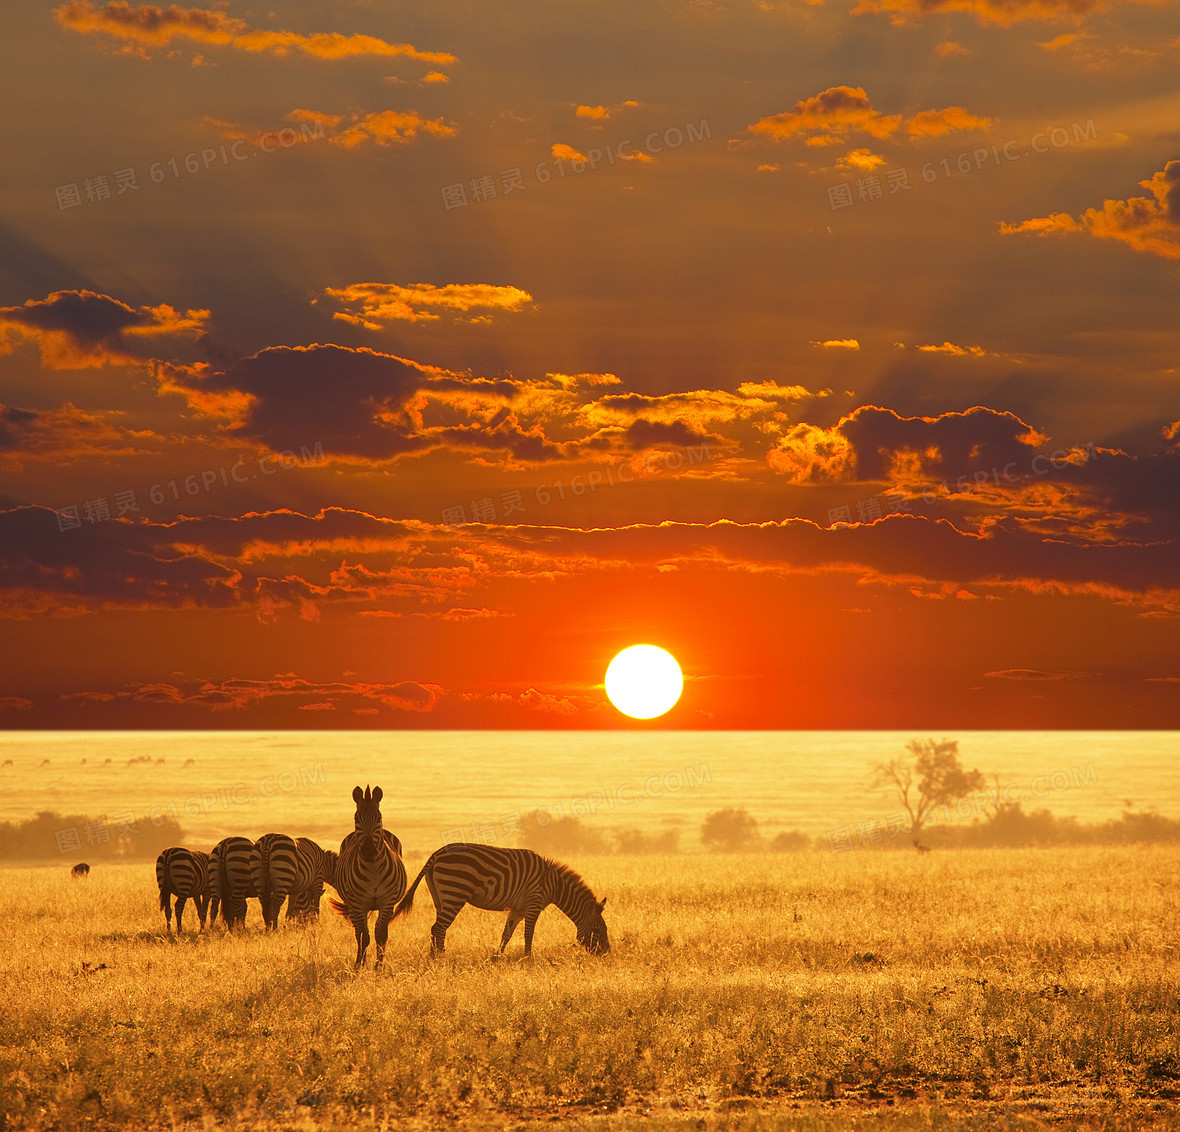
[102,758,112,766]
[71,862,90,879]
[155,847,211,933]
[329,785,406,968]
[393,844,609,958]
[916,843,932,855]
[287,837,337,922]
[2,759,12,767]
[183,758,195,768]
[250,833,299,930]
[40,759,50,768]
[80,758,87,766]
[209,836,258,929]
[155,758,165,766]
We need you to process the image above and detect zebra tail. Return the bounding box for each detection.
[260,842,273,925]
[218,849,232,927]
[328,896,349,919]
[158,879,171,913]
[391,864,426,920]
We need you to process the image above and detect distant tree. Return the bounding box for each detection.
[701,807,761,851]
[613,827,680,854]
[518,812,609,856]
[870,738,985,851]
[769,830,810,853]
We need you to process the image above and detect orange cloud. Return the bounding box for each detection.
[836,148,886,172]
[917,341,989,355]
[574,100,639,120]
[552,143,590,163]
[0,290,207,368]
[324,283,534,327]
[811,338,861,349]
[850,0,1132,28]
[749,86,902,143]
[0,403,161,469]
[1001,162,1180,260]
[331,110,456,148]
[54,1,457,63]
[905,106,993,137]
[936,40,970,55]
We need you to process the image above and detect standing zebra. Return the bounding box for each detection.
[71,862,90,879]
[392,844,609,957]
[329,786,406,968]
[209,835,257,930]
[155,847,211,933]
[250,833,299,930]
[287,838,337,922]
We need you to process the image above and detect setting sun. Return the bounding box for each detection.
[604,644,683,719]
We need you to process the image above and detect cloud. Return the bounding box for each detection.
[0,290,207,368]
[0,403,160,468]
[749,86,903,143]
[552,143,590,163]
[329,110,456,148]
[748,86,991,148]
[767,404,1048,483]
[916,341,989,355]
[811,338,861,349]
[1000,162,1180,260]
[849,0,1132,28]
[935,40,970,55]
[323,283,533,327]
[836,149,886,173]
[574,100,639,120]
[54,2,456,64]
[905,106,993,138]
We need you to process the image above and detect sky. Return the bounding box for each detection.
[0,0,1177,730]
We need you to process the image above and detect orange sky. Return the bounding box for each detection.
[1,1,1178,728]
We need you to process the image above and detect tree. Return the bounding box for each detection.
[701,807,761,851]
[870,738,984,851]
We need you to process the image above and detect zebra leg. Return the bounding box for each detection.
[429,898,465,957]
[162,894,173,933]
[522,908,544,958]
[374,908,393,970]
[351,911,371,968]
[196,894,209,931]
[499,910,524,953]
[176,895,188,935]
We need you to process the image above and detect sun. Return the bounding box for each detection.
[604,644,683,719]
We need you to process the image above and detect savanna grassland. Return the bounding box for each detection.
[2,846,1179,1132]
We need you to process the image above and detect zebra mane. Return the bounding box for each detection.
[541,855,596,900]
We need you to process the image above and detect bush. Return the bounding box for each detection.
[612,827,680,854]
[769,830,810,853]
[518,812,610,856]
[701,808,761,851]
[0,810,186,861]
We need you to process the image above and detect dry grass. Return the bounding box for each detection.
[2,845,1179,1130]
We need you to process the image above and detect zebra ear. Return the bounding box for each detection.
[352,786,363,804]
[597,898,607,911]
[372,786,383,804]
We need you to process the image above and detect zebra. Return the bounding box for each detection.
[155,847,211,933]
[328,786,406,968]
[71,862,90,879]
[209,836,257,929]
[286,838,337,922]
[391,844,609,958]
[250,833,299,930]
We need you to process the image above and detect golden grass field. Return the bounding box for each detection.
[2,845,1179,1131]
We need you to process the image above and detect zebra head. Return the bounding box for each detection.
[352,785,384,861]
[577,897,610,955]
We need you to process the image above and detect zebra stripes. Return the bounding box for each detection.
[392,844,609,957]
[286,837,336,922]
[251,833,299,930]
[210,835,257,930]
[155,846,211,933]
[329,785,406,968]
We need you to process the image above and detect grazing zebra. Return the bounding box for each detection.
[329,786,406,968]
[71,862,90,879]
[287,838,337,922]
[155,847,211,933]
[392,844,609,957]
[250,833,299,930]
[209,836,257,929]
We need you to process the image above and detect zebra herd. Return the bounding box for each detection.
[155,784,610,967]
